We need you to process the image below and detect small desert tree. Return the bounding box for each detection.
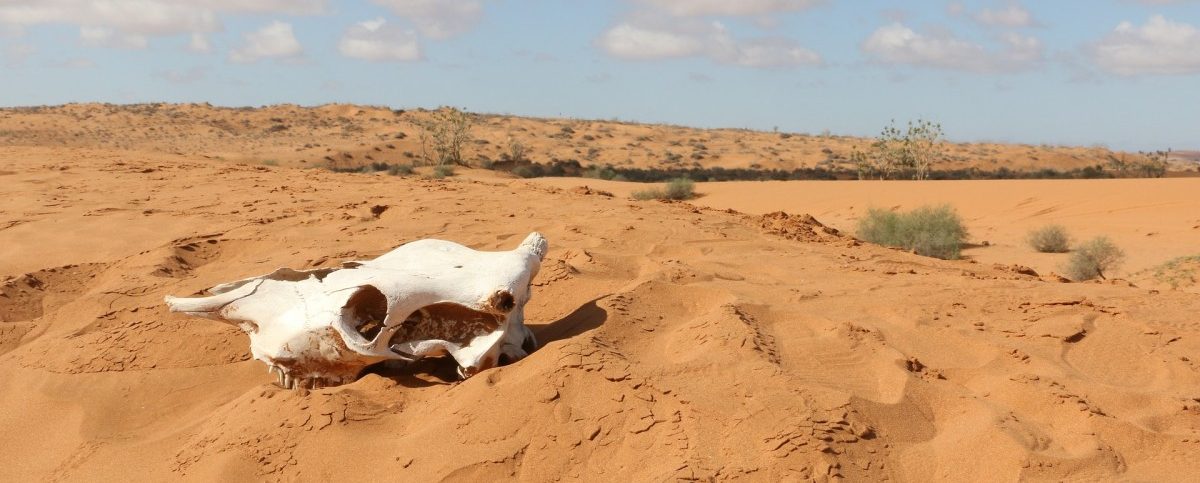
[505,135,527,163]
[869,119,945,180]
[852,147,895,181]
[1108,151,1169,178]
[1136,150,1169,178]
[1027,225,1071,253]
[1065,236,1125,281]
[414,107,473,167]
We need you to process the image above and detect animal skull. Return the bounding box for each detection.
[165,232,547,390]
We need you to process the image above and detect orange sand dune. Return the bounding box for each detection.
[526,177,1200,285]
[0,103,1170,174]
[3,103,1200,481]
[3,145,1200,481]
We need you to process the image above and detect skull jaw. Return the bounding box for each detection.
[250,326,384,391]
[249,313,539,390]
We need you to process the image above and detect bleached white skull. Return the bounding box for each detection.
[165,232,547,390]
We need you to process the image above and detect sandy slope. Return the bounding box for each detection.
[3,145,1200,482]
[525,177,1200,284]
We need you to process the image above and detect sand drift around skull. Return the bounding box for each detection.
[165,232,548,389]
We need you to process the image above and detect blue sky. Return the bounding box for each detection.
[1,1,1198,150]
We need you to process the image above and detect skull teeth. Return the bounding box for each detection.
[266,364,338,393]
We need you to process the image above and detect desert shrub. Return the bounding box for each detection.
[857,205,968,260]
[1027,225,1071,253]
[631,188,664,200]
[663,178,695,200]
[1065,237,1125,281]
[414,107,472,166]
[1108,151,1169,178]
[431,164,455,179]
[631,178,695,201]
[387,164,413,176]
[583,165,618,180]
[260,159,279,166]
[506,136,527,163]
[512,165,540,178]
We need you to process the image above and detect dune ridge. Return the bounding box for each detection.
[2,103,1179,175]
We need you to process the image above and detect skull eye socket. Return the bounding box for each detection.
[388,303,504,348]
[345,285,388,341]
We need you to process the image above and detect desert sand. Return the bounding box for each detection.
[526,176,1200,288]
[2,106,1200,482]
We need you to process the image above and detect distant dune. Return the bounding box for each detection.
[1,103,1185,176]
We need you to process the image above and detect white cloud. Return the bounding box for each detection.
[862,23,1041,72]
[998,31,1042,63]
[974,2,1035,28]
[1092,15,1200,75]
[600,22,706,59]
[0,1,324,48]
[631,0,823,17]
[80,26,147,49]
[732,38,822,67]
[188,33,211,53]
[338,17,421,62]
[598,17,820,68]
[229,21,302,63]
[192,0,325,15]
[370,0,483,39]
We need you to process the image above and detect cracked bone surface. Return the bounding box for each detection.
[165,232,547,389]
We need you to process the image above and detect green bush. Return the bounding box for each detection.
[512,165,539,178]
[631,188,665,200]
[387,164,413,176]
[631,178,695,201]
[663,178,695,200]
[857,205,968,260]
[1027,225,1071,253]
[1065,236,1124,281]
[583,165,618,180]
[431,164,455,179]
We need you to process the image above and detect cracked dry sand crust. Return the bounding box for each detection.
[0,143,1199,481]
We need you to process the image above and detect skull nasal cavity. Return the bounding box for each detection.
[492,291,515,312]
[346,285,388,341]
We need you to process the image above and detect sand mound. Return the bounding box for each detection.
[758,211,845,243]
[1,111,1199,481]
